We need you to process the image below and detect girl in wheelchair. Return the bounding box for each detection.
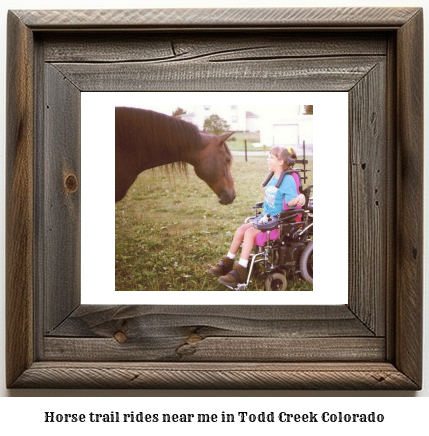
[208,146,305,287]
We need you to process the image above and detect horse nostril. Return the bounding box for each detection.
[219,191,236,205]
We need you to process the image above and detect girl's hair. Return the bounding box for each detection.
[270,146,297,171]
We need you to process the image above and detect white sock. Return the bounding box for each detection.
[238,258,248,268]
[227,252,236,260]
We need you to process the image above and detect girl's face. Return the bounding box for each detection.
[267,153,284,172]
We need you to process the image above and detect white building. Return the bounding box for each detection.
[258,106,313,155]
[179,104,313,155]
[179,104,259,132]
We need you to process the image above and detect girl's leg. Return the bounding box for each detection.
[218,226,261,286]
[228,223,254,256]
[240,227,262,261]
[208,223,253,277]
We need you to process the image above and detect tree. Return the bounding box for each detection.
[172,107,187,118]
[303,105,313,115]
[203,114,230,135]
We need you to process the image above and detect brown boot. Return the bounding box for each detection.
[218,263,248,287]
[208,256,234,277]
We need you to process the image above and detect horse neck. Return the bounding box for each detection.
[138,154,182,171]
[137,142,197,171]
[141,127,207,171]
[117,108,202,173]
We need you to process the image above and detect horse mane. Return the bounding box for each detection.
[118,107,204,173]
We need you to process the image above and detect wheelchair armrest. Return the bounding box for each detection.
[253,202,264,209]
[303,185,313,209]
[280,208,305,217]
[244,216,257,224]
[279,209,306,222]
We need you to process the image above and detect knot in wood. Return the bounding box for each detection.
[185,333,203,344]
[114,331,128,343]
[64,174,78,193]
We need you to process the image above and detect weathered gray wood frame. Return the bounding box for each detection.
[6,8,423,389]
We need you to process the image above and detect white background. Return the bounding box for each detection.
[81,92,348,305]
[0,0,427,428]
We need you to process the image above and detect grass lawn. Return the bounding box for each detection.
[226,131,261,151]
[115,155,313,292]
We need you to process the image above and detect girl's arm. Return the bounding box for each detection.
[280,175,303,208]
[287,193,306,208]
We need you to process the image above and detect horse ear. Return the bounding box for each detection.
[219,132,235,143]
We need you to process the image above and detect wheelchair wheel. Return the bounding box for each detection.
[264,272,287,291]
[300,241,313,284]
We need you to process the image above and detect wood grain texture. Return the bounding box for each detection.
[6,7,423,390]
[48,305,374,338]
[52,56,383,92]
[14,8,421,29]
[43,64,81,333]
[42,33,388,63]
[5,11,35,388]
[395,9,424,388]
[384,33,399,364]
[348,62,387,336]
[11,362,419,390]
[43,305,380,362]
[43,337,385,362]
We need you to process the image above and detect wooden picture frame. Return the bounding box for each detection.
[6,8,423,389]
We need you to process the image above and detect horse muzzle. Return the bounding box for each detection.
[218,190,236,205]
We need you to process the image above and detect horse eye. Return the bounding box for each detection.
[226,158,231,163]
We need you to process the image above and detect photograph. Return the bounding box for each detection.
[115,103,313,293]
[81,92,347,305]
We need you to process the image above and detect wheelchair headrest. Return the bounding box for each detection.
[261,170,301,189]
[285,157,296,167]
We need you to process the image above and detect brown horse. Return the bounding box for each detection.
[115,107,236,204]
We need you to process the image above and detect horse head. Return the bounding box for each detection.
[193,131,236,205]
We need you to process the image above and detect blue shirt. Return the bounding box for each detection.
[262,174,298,216]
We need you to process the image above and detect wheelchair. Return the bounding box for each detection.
[224,166,313,292]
